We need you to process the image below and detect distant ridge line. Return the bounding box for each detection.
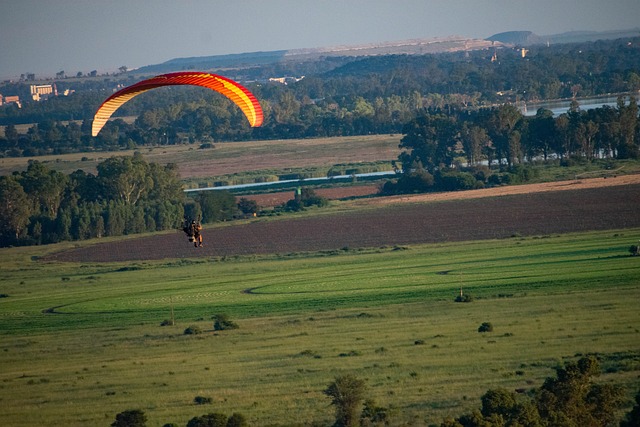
[134,28,640,75]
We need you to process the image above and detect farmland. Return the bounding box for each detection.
[1,175,639,426]
[47,177,640,263]
[0,134,401,185]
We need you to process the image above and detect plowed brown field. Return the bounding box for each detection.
[46,175,640,263]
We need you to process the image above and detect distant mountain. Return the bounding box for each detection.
[487,28,640,46]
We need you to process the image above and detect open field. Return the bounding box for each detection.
[2,137,640,425]
[0,134,400,179]
[1,170,640,425]
[245,172,640,208]
[0,229,639,426]
[47,179,640,263]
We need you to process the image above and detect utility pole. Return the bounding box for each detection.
[170,296,175,326]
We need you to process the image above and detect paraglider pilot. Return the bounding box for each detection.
[183,218,203,247]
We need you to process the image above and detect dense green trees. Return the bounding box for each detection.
[197,191,237,223]
[383,97,638,194]
[441,356,626,427]
[1,37,639,157]
[186,412,247,427]
[0,155,267,247]
[0,155,185,247]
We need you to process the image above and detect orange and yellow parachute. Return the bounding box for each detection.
[92,72,263,136]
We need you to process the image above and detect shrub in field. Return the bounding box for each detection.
[478,322,493,333]
[282,187,328,211]
[186,413,227,427]
[213,313,238,331]
[237,198,259,216]
[111,409,147,427]
[381,169,434,194]
[184,325,203,335]
[226,413,248,427]
[360,399,390,426]
[194,395,212,405]
[621,389,640,427]
[435,171,479,191]
[629,245,639,256]
[455,294,474,303]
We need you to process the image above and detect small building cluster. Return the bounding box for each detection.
[0,94,21,107]
[0,83,75,108]
[268,76,305,85]
[30,84,56,101]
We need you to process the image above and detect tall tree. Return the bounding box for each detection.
[399,112,459,174]
[536,356,625,426]
[198,191,236,223]
[19,161,68,217]
[526,108,556,160]
[460,123,489,166]
[617,96,639,158]
[0,176,32,242]
[324,374,367,427]
[97,154,153,205]
[443,356,625,427]
[485,105,523,167]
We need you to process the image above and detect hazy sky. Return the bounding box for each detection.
[1,0,638,79]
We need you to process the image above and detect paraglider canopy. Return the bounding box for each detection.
[92,72,264,136]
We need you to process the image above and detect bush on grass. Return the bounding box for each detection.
[184,325,203,335]
[455,294,474,302]
[478,322,494,333]
[194,396,212,405]
[213,313,238,331]
[111,409,147,427]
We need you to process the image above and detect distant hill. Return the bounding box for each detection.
[487,28,640,46]
[112,27,640,77]
[486,31,541,45]
[134,50,289,75]
[133,36,499,75]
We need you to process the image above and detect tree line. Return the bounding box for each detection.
[1,37,639,157]
[382,98,638,194]
[1,96,637,247]
[0,155,267,248]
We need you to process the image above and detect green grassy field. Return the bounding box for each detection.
[1,229,639,426]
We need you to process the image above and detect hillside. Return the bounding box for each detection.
[487,28,640,45]
[133,36,500,74]
[134,28,640,75]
